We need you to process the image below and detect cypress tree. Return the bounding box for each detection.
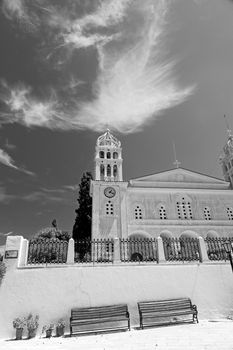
[72,171,93,241]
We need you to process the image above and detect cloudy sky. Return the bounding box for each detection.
[0,0,233,243]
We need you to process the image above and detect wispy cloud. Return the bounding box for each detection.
[1,0,195,134]
[2,0,26,21]
[63,184,79,191]
[0,148,18,170]
[0,143,34,175]
[22,191,63,202]
[0,185,67,204]
[21,187,72,203]
[0,81,68,130]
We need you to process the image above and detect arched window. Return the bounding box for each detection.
[107,152,111,159]
[100,164,105,180]
[204,207,211,220]
[106,201,114,215]
[159,205,167,219]
[113,165,118,179]
[99,151,104,158]
[135,206,143,220]
[107,164,111,177]
[113,152,118,159]
[176,198,193,219]
[227,207,233,220]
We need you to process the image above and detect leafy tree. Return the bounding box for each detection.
[73,172,93,241]
[34,222,71,241]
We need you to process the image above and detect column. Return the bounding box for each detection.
[157,236,166,263]
[67,238,75,264]
[113,237,121,264]
[198,236,209,263]
[18,239,29,267]
[4,236,25,271]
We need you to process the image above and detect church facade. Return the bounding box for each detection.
[90,130,233,240]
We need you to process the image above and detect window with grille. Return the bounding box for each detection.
[107,164,111,177]
[227,207,233,220]
[204,207,211,220]
[135,206,143,220]
[100,164,105,180]
[113,152,118,159]
[113,165,118,179]
[106,201,114,215]
[176,198,193,219]
[159,205,167,219]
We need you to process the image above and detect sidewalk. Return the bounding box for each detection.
[1,320,233,350]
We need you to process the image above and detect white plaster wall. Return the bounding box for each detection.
[0,263,233,339]
[127,189,233,238]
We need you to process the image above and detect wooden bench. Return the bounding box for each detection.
[138,298,198,329]
[70,304,130,336]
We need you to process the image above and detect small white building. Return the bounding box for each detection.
[91,130,233,240]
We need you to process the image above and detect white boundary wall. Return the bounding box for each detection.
[0,236,233,339]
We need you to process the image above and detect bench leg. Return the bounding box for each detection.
[193,313,199,323]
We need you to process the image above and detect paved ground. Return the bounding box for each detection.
[1,320,233,350]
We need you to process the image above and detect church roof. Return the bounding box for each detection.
[96,129,121,148]
[129,167,230,190]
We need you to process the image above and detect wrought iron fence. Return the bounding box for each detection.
[205,237,233,261]
[162,238,200,261]
[74,239,114,263]
[120,238,158,262]
[27,238,68,264]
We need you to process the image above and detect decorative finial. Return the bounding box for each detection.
[52,219,57,229]
[172,142,181,169]
[224,114,232,138]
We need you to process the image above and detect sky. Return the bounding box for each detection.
[0,0,233,244]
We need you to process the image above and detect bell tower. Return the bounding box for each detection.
[91,129,128,239]
[95,129,123,181]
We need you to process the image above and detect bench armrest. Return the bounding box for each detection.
[192,304,198,312]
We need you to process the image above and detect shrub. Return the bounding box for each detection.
[26,314,39,338]
[13,317,26,329]
[56,319,65,328]
[35,227,71,241]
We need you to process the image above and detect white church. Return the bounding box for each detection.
[90,129,233,240]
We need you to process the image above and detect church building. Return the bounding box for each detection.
[90,129,233,240]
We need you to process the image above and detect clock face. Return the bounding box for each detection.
[104,187,116,198]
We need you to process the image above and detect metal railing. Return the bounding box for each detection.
[162,238,200,262]
[205,237,233,261]
[27,238,68,264]
[74,239,114,263]
[120,238,158,263]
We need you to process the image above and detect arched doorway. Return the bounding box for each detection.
[180,230,198,239]
[126,233,156,262]
[179,230,200,261]
[206,230,219,238]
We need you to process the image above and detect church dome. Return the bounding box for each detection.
[96,129,121,148]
